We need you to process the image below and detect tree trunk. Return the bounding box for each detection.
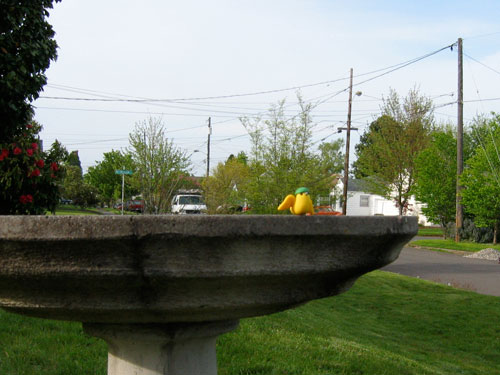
[441,222,447,239]
[494,221,498,245]
[398,197,404,216]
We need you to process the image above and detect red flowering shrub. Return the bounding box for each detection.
[0,149,8,161]
[19,194,33,204]
[0,122,64,214]
[30,168,41,178]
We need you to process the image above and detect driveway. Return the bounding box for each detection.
[383,245,500,297]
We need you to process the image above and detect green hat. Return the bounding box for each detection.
[295,187,309,195]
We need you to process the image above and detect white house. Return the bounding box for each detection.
[332,179,433,226]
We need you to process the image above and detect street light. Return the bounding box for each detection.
[193,149,209,178]
[193,117,212,178]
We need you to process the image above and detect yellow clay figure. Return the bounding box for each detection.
[277,187,314,215]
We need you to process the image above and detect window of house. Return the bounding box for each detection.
[360,195,370,207]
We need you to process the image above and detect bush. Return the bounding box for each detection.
[444,218,497,243]
[0,122,63,214]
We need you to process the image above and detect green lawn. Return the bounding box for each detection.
[1,271,499,374]
[48,205,103,216]
[48,205,139,216]
[417,227,444,237]
[411,239,500,253]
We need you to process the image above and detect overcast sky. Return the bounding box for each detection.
[33,0,500,175]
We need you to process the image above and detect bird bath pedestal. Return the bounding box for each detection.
[0,215,417,375]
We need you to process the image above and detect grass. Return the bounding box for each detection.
[47,205,103,216]
[410,239,500,253]
[1,271,500,374]
[417,227,444,237]
[46,205,138,216]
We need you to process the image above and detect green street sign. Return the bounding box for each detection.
[115,170,133,175]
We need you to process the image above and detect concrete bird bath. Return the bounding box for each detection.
[0,215,416,374]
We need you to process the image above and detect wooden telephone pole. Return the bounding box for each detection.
[207,117,211,178]
[455,38,464,242]
[342,68,354,215]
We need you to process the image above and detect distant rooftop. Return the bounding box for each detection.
[338,178,370,192]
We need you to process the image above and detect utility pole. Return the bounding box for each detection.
[206,117,211,178]
[121,168,125,216]
[455,38,464,242]
[342,68,354,216]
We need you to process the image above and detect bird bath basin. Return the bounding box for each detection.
[0,215,417,374]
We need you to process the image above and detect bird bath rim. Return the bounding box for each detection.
[0,215,417,324]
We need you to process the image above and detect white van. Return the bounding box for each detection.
[171,192,207,214]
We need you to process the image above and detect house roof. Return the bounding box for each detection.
[347,179,368,192]
[338,178,370,192]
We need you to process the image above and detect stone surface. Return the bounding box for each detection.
[0,215,417,323]
[83,321,239,375]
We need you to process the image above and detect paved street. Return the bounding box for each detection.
[383,245,500,297]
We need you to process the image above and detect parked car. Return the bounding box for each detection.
[126,200,144,213]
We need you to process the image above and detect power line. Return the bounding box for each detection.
[42,80,351,103]
[435,97,500,109]
[65,137,128,146]
[38,41,469,164]
[35,104,379,120]
[34,106,244,118]
[464,97,500,103]
[36,42,458,144]
[464,52,500,77]
[40,42,456,104]
[36,98,267,116]
[464,31,500,40]
[353,43,456,88]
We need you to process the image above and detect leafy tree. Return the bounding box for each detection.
[466,113,500,157]
[414,128,457,229]
[47,139,69,163]
[355,88,434,215]
[202,156,250,214]
[61,150,83,198]
[44,138,69,212]
[128,116,191,214]
[176,173,202,191]
[64,165,99,208]
[226,151,248,165]
[0,122,64,214]
[66,150,82,169]
[241,95,343,213]
[0,1,62,214]
[461,117,500,244]
[85,150,137,206]
[0,1,61,141]
[352,118,382,179]
[318,139,344,176]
